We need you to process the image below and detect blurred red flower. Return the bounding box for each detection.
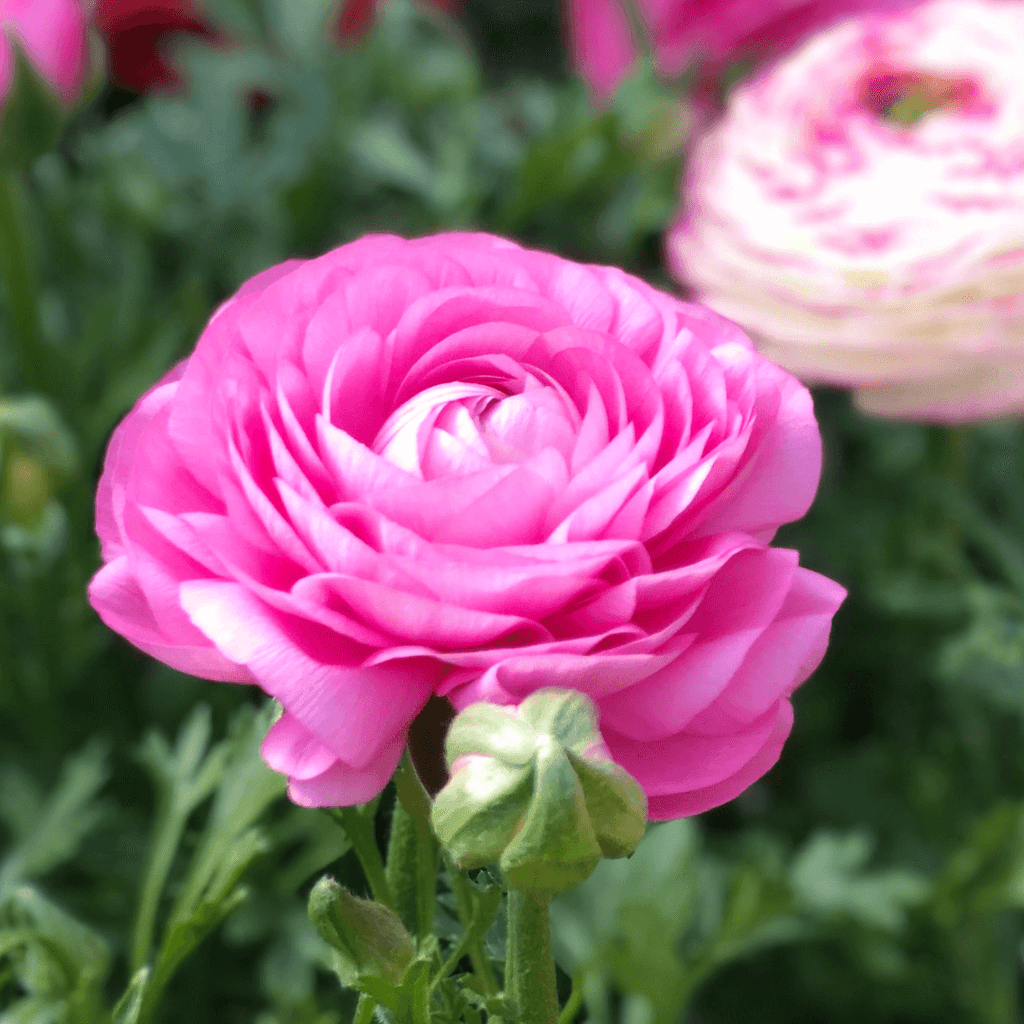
[95,0,463,93]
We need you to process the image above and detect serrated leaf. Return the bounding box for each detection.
[790,832,930,932]
[0,741,109,890]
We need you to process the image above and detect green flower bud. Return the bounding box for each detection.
[307,877,415,988]
[431,688,647,894]
[1,449,52,527]
[0,396,78,530]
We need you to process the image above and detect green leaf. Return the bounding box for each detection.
[790,831,931,932]
[0,884,109,1014]
[0,740,109,890]
[166,703,286,925]
[110,967,150,1024]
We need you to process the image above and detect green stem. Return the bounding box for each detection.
[390,750,439,938]
[0,172,47,394]
[447,858,499,996]
[386,796,437,937]
[131,801,189,974]
[429,927,474,998]
[328,807,394,911]
[505,889,559,1024]
[386,797,421,934]
[618,0,654,61]
[557,974,584,1024]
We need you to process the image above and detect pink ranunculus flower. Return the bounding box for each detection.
[670,0,1024,422]
[0,0,87,109]
[88,232,845,818]
[566,0,920,103]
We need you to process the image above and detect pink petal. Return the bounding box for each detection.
[685,566,846,733]
[1,0,87,103]
[179,580,438,768]
[644,701,795,820]
[692,351,822,538]
[286,735,405,807]
[88,558,249,682]
[262,712,341,781]
[599,546,798,739]
[606,700,784,795]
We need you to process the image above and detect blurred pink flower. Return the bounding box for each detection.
[0,0,88,107]
[567,0,921,102]
[88,232,843,818]
[670,0,1024,421]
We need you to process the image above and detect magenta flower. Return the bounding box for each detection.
[567,0,920,102]
[0,0,87,110]
[88,233,844,818]
[670,0,1024,421]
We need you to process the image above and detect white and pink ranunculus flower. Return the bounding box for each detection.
[670,0,1024,422]
[88,232,845,820]
[0,0,87,110]
[566,0,920,103]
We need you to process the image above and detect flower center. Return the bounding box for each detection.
[857,70,983,126]
[373,377,579,479]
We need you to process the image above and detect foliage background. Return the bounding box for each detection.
[1,0,1023,1021]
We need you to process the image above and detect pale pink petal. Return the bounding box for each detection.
[88,558,249,682]
[599,547,798,739]
[179,580,438,768]
[286,735,405,808]
[606,701,783,795]
[644,702,795,820]
[262,712,342,781]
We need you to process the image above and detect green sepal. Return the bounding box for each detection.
[567,751,647,859]
[499,747,602,894]
[443,703,538,766]
[430,758,532,870]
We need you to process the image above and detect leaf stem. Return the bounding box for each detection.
[558,973,585,1024]
[0,172,47,394]
[130,800,189,975]
[618,0,654,62]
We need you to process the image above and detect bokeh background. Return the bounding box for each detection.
[1,1,1023,1022]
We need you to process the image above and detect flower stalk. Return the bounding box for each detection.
[505,888,559,1024]
[328,806,395,911]
[618,0,654,62]
[0,173,47,395]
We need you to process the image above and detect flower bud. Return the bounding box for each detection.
[0,396,78,528]
[307,877,415,988]
[1,450,52,527]
[431,688,647,894]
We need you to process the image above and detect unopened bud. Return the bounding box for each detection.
[2,450,53,526]
[431,688,647,894]
[307,877,414,987]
